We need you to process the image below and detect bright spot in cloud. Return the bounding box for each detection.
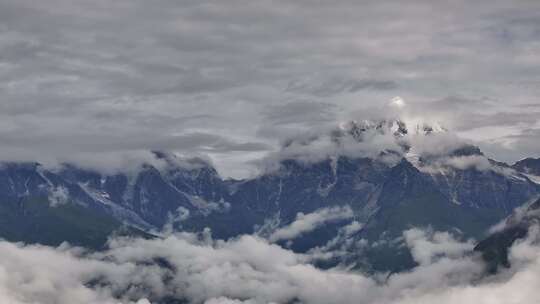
[390,96,406,108]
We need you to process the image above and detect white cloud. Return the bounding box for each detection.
[403,228,475,266]
[0,227,539,303]
[268,206,354,242]
[407,132,471,158]
[162,206,191,235]
[415,155,494,174]
[204,298,262,304]
[343,221,363,236]
[443,155,492,171]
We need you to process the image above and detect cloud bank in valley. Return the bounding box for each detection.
[0,226,539,304]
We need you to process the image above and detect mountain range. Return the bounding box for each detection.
[1,119,539,273]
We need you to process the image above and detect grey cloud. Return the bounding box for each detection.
[482,128,540,162]
[516,103,540,109]
[0,0,540,177]
[262,101,337,125]
[421,96,492,112]
[455,111,540,132]
[0,131,269,153]
[285,77,397,97]
[0,129,270,174]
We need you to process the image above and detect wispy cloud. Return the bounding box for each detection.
[268,206,354,242]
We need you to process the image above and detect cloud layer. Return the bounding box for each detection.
[0,0,539,177]
[0,226,540,304]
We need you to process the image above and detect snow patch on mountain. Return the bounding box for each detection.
[77,181,154,230]
[48,186,69,207]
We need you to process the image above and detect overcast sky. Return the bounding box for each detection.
[1,0,539,178]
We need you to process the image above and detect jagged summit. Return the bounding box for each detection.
[274,117,466,170]
[513,158,540,176]
[281,118,448,151]
[336,119,446,140]
[336,119,408,140]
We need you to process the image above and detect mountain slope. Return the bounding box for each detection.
[513,158,540,176]
[0,120,538,273]
[474,196,540,273]
[0,196,120,248]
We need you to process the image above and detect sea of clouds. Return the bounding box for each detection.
[1,225,539,304]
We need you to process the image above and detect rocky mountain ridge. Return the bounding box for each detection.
[0,121,539,272]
